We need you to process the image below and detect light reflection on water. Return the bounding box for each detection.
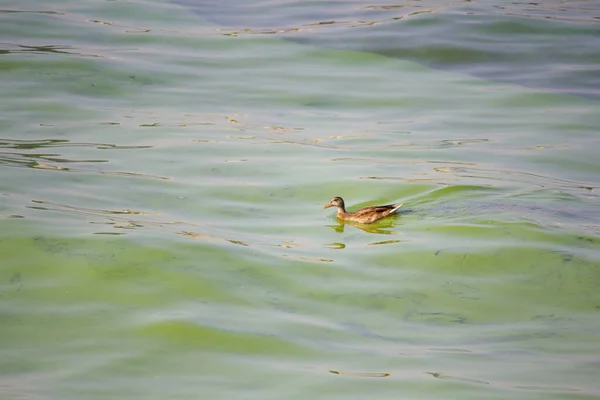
[177,0,600,98]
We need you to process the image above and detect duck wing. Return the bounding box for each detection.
[353,203,402,217]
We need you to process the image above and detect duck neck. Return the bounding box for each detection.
[337,205,347,216]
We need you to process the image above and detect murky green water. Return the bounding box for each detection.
[1,1,599,399]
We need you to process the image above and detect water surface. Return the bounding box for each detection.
[1,1,599,399]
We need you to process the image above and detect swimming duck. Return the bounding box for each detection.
[323,197,402,224]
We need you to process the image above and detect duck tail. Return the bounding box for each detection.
[390,203,403,214]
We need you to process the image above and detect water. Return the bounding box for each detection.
[1,1,599,399]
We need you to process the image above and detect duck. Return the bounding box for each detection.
[323,197,402,224]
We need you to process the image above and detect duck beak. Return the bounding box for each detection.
[323,202,333,209]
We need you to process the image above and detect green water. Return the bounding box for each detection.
[1,1,599,399]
